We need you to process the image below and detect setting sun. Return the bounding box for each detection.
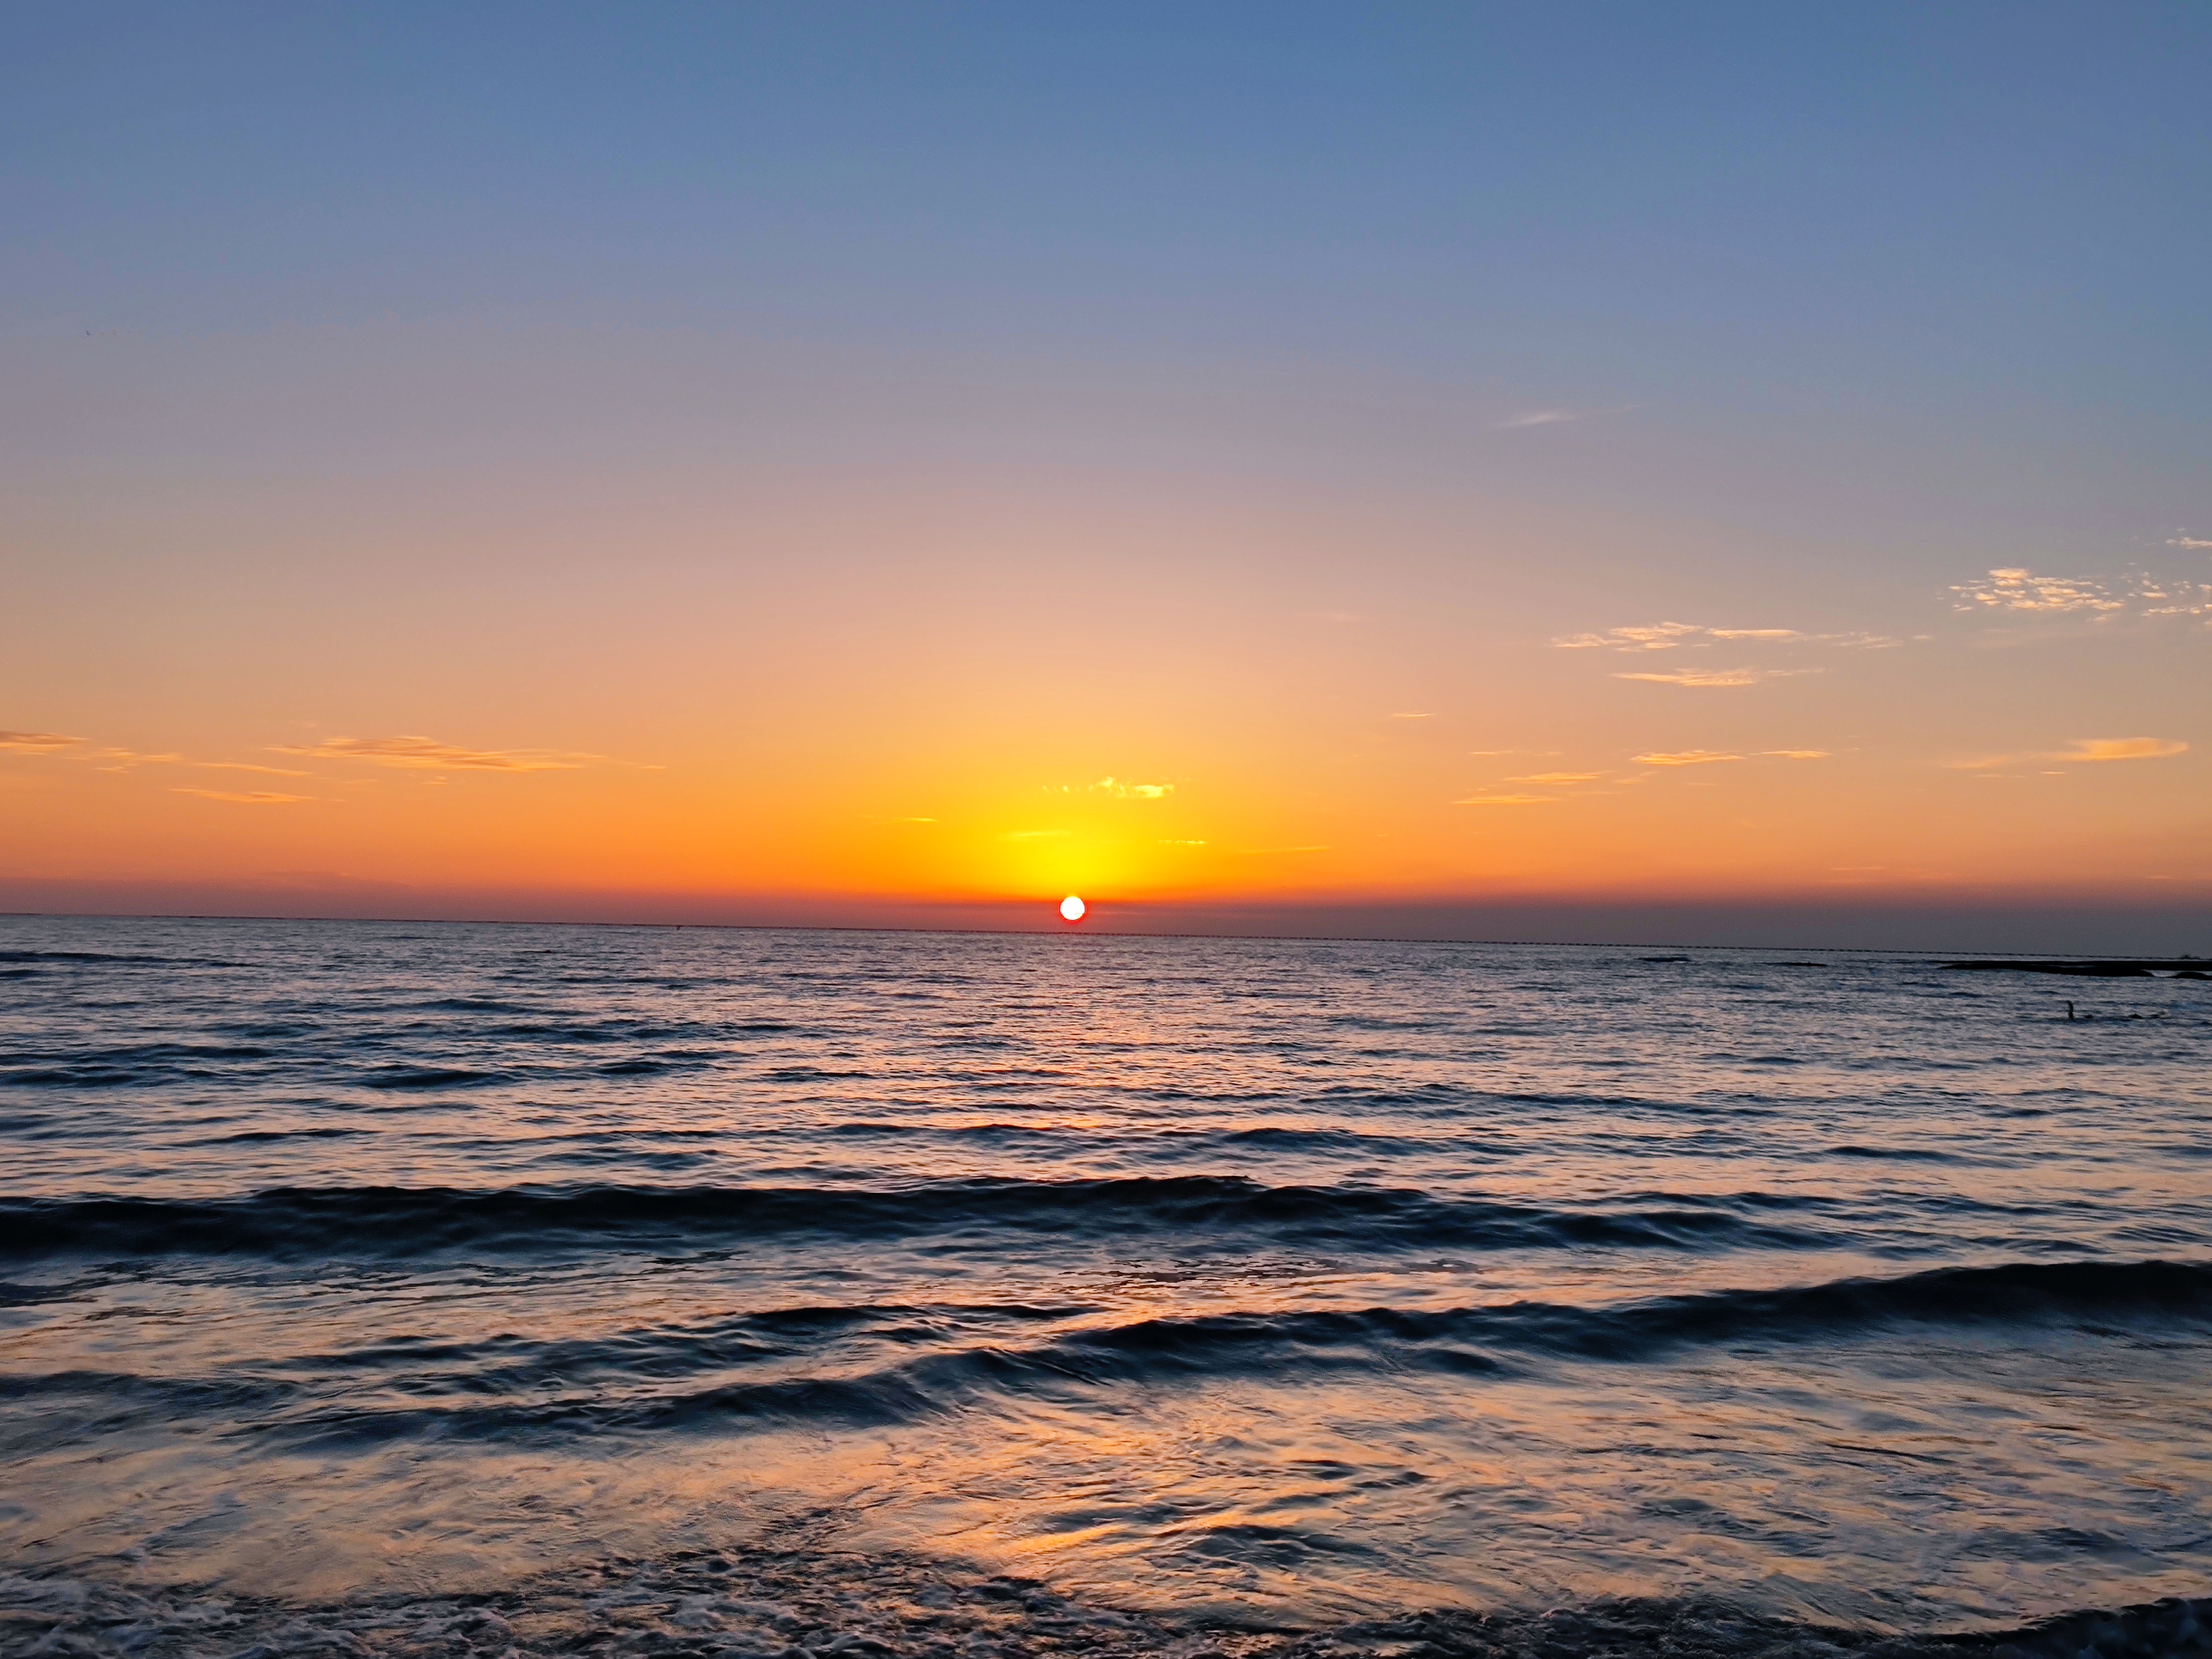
[1059,895,1086,923]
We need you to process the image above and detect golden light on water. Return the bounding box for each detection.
[1059,895,1086,923]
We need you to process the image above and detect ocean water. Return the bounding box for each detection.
[3,915,2209,1658]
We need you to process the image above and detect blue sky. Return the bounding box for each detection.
[9,5,2208,555]
[11,5,2204,376]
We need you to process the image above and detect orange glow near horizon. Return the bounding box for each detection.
[2,471,2205,922]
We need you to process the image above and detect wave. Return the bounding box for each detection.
[4,1539,2205,1659]
[513,1258,2208,1437]
[0,949,177,966]
[358,1065,508,1090]
[16,1261,2207,1448]
[0,1041,281,1089]
[0,1177,1840,1261]
[1050,1257,2212,1378]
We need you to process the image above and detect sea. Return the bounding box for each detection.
[3,915,2209,1659]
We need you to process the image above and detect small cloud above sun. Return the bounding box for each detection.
[1059,895,1086,923]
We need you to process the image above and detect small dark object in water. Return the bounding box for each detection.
[1642,955,1690,963]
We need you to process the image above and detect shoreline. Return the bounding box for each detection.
[8,1541,2208,1659]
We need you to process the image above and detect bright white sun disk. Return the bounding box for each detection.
[1059,895,1085,923]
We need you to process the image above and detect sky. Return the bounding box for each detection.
[4,2,2208,949]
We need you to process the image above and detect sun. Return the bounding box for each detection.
[1059,895,1086,923]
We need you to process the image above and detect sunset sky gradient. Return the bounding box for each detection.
[4,3,2207,948]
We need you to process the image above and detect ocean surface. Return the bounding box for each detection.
[3,916,2209,1658]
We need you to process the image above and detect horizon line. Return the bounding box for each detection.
[5,907,2205,962]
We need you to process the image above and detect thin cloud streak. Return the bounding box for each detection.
[1952,736,2188,769]
[1555,621,1701,651]
[1557,623,1902,653]
[1496,403,1635,430]
[174,787,314,805]
[0,731,85,754]
[1615,666,1821,688]
[2054,737,2188,762]
[273,736,597,771]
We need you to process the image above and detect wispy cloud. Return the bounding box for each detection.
[1453,793,1557,805]
[1555,621,1701,651]
[1951,566,2212,620]
[67,747,189,777]
[2137,583,2212,617]
[4,732,336,776]
[1159,838,1208,846]
[1496,408,1580,429]
[1389,711,1435,721]
[1952,736,2188,770]
[1091,776,1172,799]
[2053,736,2188,762]
[0,730,85,754]
[1615,666,1821,688]
[1952,568,2122,614]
[1507,771,1604,784]
[273,735,595,771]
[1557,622,1901,653]
[1002,828,1069,840]
[174,787,313,805]
[1762,749,1830,760]
[2169,535,2212,550]
[1633,750,1742,766]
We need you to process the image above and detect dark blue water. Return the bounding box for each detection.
[3,917,2209,1657]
